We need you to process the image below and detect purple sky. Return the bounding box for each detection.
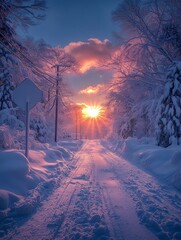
[24,0,122,105]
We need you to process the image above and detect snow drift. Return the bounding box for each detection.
[0,140,82,217]
[107,138,181,191]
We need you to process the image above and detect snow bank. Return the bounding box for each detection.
[0,140,82,216]
[0,151,30,194]
[115,138,181,191]
[0,150,30,215]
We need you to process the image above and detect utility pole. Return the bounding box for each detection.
[52,64,61,143]
[52,63,71,143]
[75,109,78,140]
[79,115,82,139]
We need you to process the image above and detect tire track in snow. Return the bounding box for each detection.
[93,148,156,240]
[53,151,111,240]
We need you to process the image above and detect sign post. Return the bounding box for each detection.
[13,78,43,158]
[25,100,29,157]
[52,63,71,142]
[52,64,62,143]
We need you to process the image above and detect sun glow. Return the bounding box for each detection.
[77,104,109,139]
[82,105,102,119]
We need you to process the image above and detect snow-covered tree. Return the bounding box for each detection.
[0,45,16,110]
[157,62,181,147]
[106,0,181,139]
[0,0,46,52]
[0,0,47,112]
[30,115,49,143]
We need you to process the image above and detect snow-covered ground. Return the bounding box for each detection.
[104,137,181,191]
[103,138,181,239]
[1,140,181,240]
[0,140,82,220]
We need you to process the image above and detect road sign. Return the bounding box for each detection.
[13,78,43,110]
[13,78,43,158]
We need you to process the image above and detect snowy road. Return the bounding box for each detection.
[2,140,181,240]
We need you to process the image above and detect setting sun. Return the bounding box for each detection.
[82,105,102,119]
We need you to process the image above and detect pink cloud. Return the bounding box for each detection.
[64,38,114,73]
[79,84,105,95]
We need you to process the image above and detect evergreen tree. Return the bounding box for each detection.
[157,62,181,147]
[0,45,15,110]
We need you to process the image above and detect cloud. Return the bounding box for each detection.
[79,84,105,95]
[64,38,114,73]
